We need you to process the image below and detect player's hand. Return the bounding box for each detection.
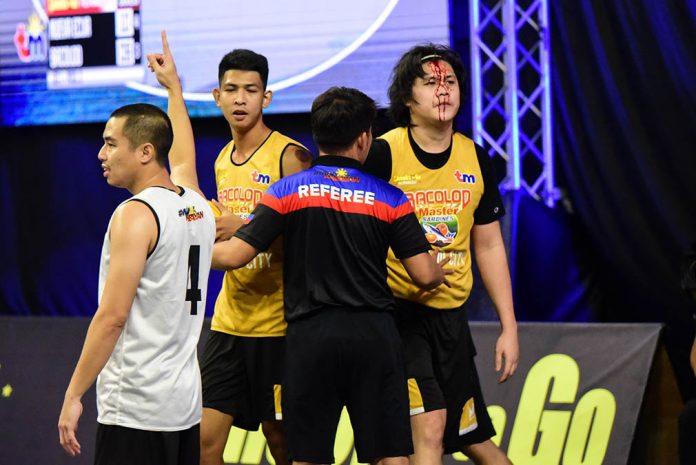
[58,395,83,456]
[212,199,243,242]
[431,247,453,288]
[146,31,181,91]
[495,328,519,383]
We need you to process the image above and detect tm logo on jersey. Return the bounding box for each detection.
[251,170,271,184]
[179,206,205,222]
[454,170,476,184]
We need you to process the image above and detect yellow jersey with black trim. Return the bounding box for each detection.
[212,131,306,336]
[382,127,484,309]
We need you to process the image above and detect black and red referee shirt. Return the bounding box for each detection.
[234,155,431,322]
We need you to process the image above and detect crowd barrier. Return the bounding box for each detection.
[0,318,679,465]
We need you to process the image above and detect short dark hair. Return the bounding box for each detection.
[388,43,467,127]
[109,103,173,167]
[218,49,269,89]
[311,87,377,154]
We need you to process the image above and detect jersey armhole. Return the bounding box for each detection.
[279,143,311,178]
[127,199,160,258]
[364,139,392,181]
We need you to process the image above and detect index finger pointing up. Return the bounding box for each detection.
[161,30,171,55]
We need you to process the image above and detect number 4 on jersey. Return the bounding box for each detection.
[186,245,202,315]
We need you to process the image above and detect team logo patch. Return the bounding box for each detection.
[321,168,360,182]
[393,174,421,185]
[251,169,271,184]
[421,215,459,247]
[454,170,476,184]
[179,206,205,222]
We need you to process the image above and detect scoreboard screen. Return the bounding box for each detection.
[46,0,144,88]
[1,0,450,126]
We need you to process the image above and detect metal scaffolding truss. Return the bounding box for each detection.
[469,0,558,206]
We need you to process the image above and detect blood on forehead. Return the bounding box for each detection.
[425,59,451,122]
[427,60,447,79]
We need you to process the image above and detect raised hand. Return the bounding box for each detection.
[146,30,181,91]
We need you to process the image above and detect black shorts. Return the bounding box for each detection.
[200,330,284,431]
[283,310,413,464]
[394,299,496,453]
[94,423,199,465]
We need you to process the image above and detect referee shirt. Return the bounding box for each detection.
[234,155,431,322]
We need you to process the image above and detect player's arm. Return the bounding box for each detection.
[400,251,449,289]
[213,199,284,269]
[211,199,244,242]
[147,31,204,197]
[392,209,451,289]
[471,221,519,383]
[212,237,260,270]
[280,144,312,178]
[58,201,156,456]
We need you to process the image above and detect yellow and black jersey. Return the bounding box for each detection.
[363,127,504,309]
[213,131,307,337]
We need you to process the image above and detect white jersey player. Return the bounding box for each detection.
[58,32,214,465]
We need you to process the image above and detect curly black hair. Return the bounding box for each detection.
[387,43,467,127]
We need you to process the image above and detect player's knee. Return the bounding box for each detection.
[200,425,227,457]
[413,426,444,452]
[261,421,288,464]
[412,412,445,451]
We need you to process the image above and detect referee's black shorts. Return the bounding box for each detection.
[394,299,496,453]
[200,330,284,431]
[283,309,413,464]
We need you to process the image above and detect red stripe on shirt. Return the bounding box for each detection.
[259,192,411,224]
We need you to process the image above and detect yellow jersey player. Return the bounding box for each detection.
[363,44,519,465]
[200,49,312,465]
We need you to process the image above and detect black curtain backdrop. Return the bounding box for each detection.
[552,0,696,394]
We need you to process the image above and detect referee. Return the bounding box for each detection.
[212,86,449,465]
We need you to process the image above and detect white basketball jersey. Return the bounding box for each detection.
[96,186,215,431]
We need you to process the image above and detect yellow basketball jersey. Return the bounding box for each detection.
[212,131,306,336]
[381,127,484,309]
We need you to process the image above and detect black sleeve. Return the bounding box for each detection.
[473,143,506,224]
[362,139,392,181]
[234,204,284,251]
[390,212,432,259]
